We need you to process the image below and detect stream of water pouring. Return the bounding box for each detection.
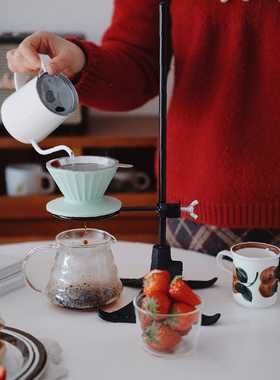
[70,151,76,170]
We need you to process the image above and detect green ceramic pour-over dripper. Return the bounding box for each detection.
[45,156,132,219]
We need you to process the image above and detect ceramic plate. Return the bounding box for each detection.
[0,327,47,380]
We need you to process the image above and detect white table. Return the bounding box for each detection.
[0,240,279,379]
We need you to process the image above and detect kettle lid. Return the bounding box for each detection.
[36,72,79,116]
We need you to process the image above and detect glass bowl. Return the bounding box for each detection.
[133,292,204,358]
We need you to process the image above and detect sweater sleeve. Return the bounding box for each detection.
[66,0,172,112]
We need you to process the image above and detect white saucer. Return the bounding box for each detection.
[46,195,122,218]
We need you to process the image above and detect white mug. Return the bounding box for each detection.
[5,163,56,196]
[0,55,78,147]
[216,242,280,309]
[108,169,151,192]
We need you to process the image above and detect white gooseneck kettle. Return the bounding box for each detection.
[1,54,78,156]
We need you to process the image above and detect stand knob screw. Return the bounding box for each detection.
[181,200,199,219]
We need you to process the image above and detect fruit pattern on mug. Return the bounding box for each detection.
[232,265,258,302]
[233,264,280,301]
[140,270,201,351]
[259,266,279,298]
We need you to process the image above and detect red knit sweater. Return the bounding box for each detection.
[68,0,280,229]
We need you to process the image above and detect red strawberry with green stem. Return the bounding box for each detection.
[142,293,171,317]
[169,275,201,306]
[140,306,155,331]
[164,301,198,332]
[143,269,171,296]
[142,321,182,351]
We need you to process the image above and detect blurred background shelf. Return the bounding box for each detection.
[0,116,160,244]
[0,192,159,244]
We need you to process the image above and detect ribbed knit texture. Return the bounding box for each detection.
[67,0,280,228]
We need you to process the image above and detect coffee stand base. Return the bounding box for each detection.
[97,243,220,326]
[97,246,220,326]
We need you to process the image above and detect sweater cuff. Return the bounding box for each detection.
[64,36,102,89]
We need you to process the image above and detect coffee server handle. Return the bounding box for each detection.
[216,250,233,274]
[22,244,55,293]
[14,54,51,91]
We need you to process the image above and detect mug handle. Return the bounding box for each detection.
[216,250,233,274]
[22,244,55,293]
[39,172,56,194]
[14,54,51,91]
[135,172,151,192]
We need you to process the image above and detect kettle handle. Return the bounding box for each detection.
[14,54,51,91]
[23,244,55,293]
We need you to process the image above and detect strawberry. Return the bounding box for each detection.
[143,270,171,296]
[169,275,201,306]
[178,327,192,337]
[140,293,172,330]
[141,293,172,319]
[164,301,198,332]
[140,306,155,331]
[0,365,6,380]
[142,321,182,351]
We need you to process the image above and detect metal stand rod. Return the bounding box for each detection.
[158,1,168,248]
[149,2,182,277]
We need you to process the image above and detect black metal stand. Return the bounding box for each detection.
[97,3,221,326]
[151,2,182,277]
[123,2,184,279]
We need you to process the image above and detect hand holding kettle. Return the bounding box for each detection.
[6,31,86,81]
[2,48,81,156]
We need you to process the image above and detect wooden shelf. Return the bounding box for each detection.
[0,192,157,220]
[0,192,159,244]
[0,116,160,244]
[0,116,159,155]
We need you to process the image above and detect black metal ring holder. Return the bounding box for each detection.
[96,2,221,326]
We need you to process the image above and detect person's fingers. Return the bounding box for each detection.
[6,31,86,80]
[6,31,58,74]
[6,49,41,74]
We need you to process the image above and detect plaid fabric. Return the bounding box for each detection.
[166,218,280,256]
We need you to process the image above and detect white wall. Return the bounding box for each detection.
[0,0,170,116]
[1,0,113,44]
